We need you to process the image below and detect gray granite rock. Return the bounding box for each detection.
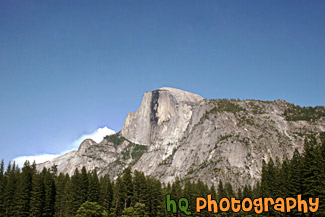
[37,88,325,189]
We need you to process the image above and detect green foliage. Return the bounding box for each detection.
[237,116,256,127]
[80,167,89,203]
[16,161,34,216]
[121,167,133,208]
[68,168,86,215]
[121,143,148,164]
[30,171,45,216]
[199,99,246,123]
[1,135,324,217]
[257,135,325,216]
[104,133,125,146]
[99,174,113,213]
[43,170,56,217]
[132,170,147,205]
[88,169,100,203]
[75,201,108,217]
[1,162,19,216]
[55,173,69,216]
[284,104,325,122]
[0,160,4,215]
[210,99,246,114]
[113,176,124,217]
[131,144,148,160]
[122,202,148,217]
[247,101,266,115]
[217,180,226,199]
[218,134,232,142]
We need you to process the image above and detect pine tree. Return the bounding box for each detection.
[267,158,277,197]
[99,174,113,214]
[43,169,56,217]
[0,159,5,215]
[301,134,325,216]
[302,136,320,198]
[242,184,252,198]
[272,157,283,198]
[121,167,133,209]
[132,170,147,204]
[200,180,210,196]
[80,166,89,204]
[50,164,58,175]
[217,180,226,199]
[67,168,82,215]
[278,156,289,198]
[171,177,182,200]
[170,177,182,217]
[75,201,108,217]
[121,202,147,217]
[224,182,235,198]
[162,183,172,217]
[113,176,125,216]
[16,161,34,216]
[237,186,243,200]
[29,171,45,216]
[252,181,261,199]
[209,184,217,200]
[3,162,19,216]
[194,180,210,217]
[288,149,304,197]
[0,159,4,182]
[261,159,271,197]
[264,158,278,216]
[148,177,164,216]
[55,173,69,217]
[88,169,100,202]
[318,133,325,216]
[183,180,195,214]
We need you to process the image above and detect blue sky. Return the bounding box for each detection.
[0,0,324,164]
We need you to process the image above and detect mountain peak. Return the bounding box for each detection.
[121,87,203,145]
[78,139,96,152]
[37,88,325,189]
[156,87,204,103]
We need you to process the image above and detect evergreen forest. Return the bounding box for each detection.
[0,134,324,217]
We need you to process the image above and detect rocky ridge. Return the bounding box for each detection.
[38,87,325,188]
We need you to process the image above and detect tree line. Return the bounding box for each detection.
[0,133,324,216]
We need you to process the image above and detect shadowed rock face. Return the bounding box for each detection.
[150,90,160,124]
[37,87,325,189]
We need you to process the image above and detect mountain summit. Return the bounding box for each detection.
[38,88,325,188]
[121,87,203,146]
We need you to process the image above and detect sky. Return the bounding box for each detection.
[0,0,324,165]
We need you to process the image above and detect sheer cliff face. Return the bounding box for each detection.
[37,88,325,188]
[121,87,203,146]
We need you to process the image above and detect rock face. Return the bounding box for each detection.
[38,87,325,188]
[121,87,203,146]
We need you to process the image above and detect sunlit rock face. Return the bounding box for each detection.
[38,87,325,189]
[121,87,203,146]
